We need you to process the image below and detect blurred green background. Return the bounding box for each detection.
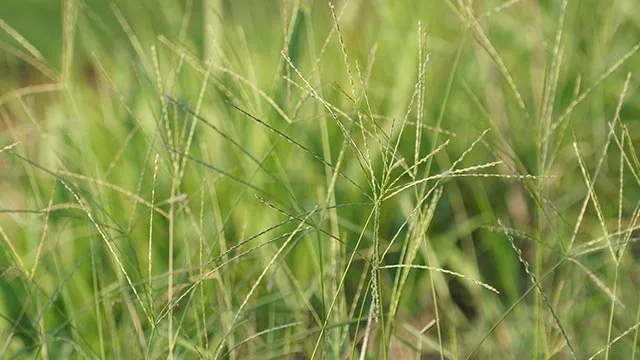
[1,0,639,358]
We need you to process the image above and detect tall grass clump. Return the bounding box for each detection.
[1,0,640,358]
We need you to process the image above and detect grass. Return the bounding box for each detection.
[1,0,640,358]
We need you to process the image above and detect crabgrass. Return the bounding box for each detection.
[1,0,640,358]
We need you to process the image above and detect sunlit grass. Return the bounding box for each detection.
[1,0,640,358]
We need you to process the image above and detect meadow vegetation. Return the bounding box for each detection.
[1,0,640,358]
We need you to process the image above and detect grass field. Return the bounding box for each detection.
[1,0,640,358]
